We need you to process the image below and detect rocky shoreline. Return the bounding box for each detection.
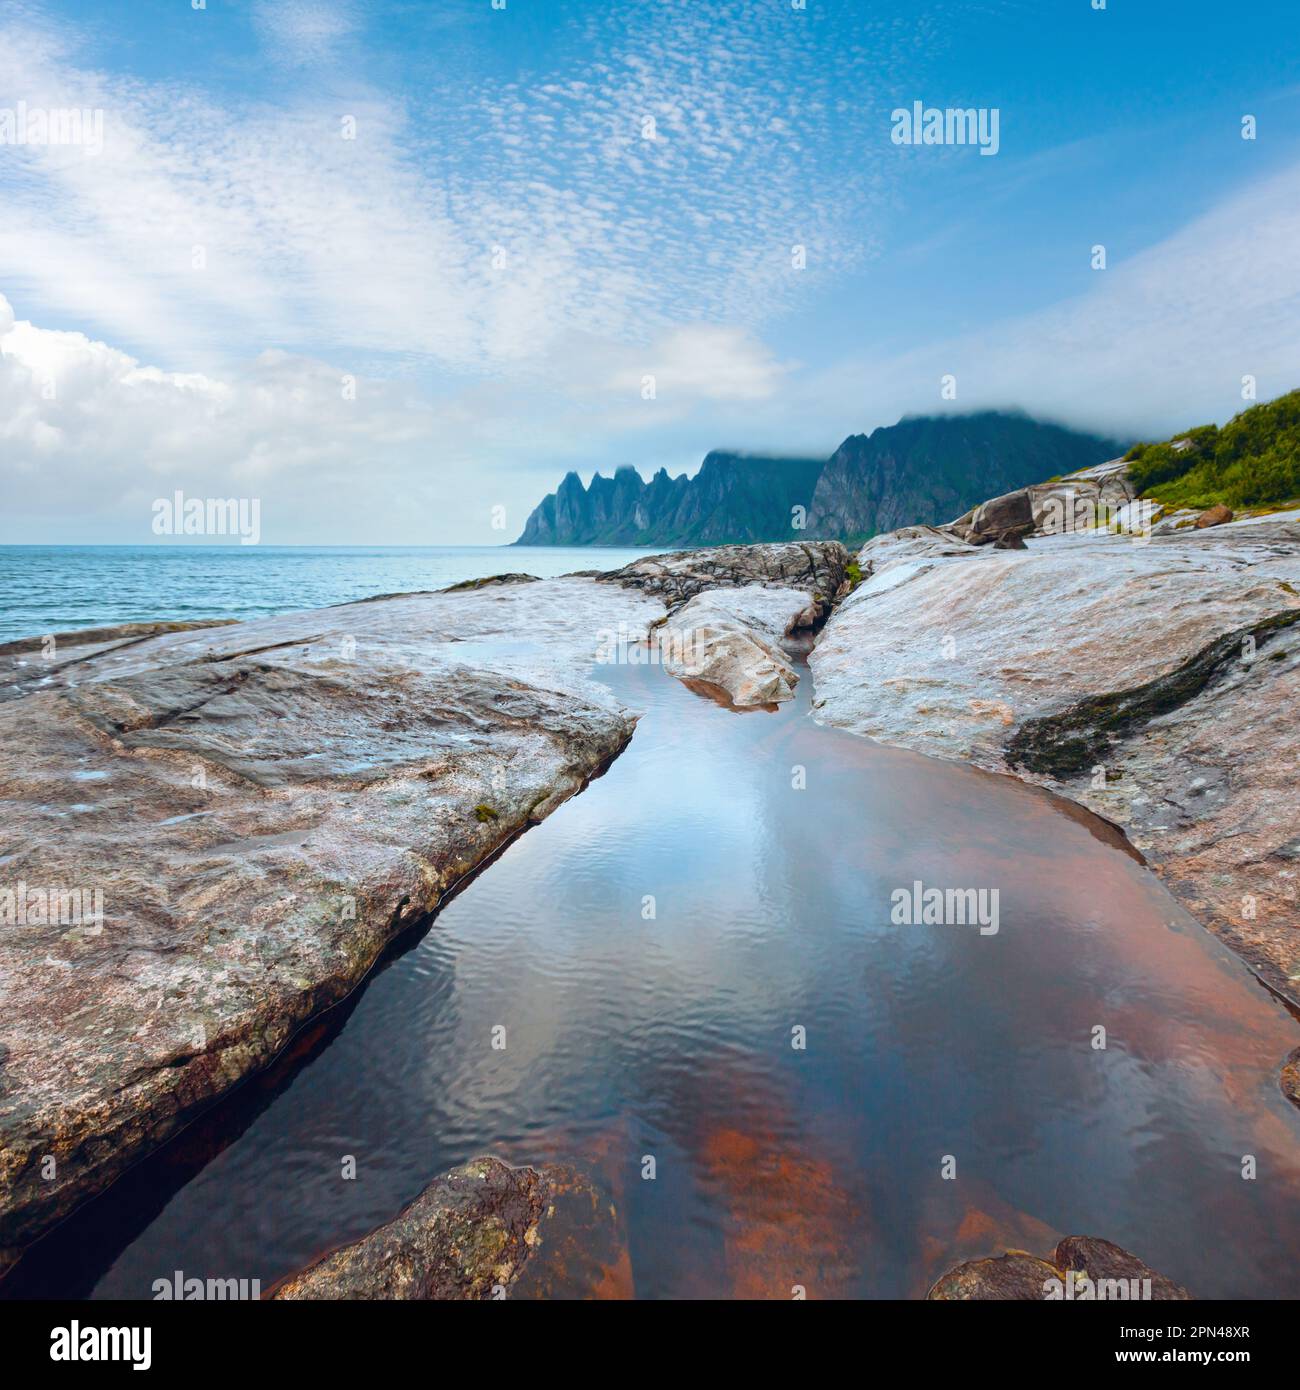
[1,461,1297,1294]
[811,485,1300,1011]
[0,546,842,1275]
[0,576,662,1272]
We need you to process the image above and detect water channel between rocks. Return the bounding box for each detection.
[8,655,1300,1299]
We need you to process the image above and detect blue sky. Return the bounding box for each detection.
[1,0,1298,543]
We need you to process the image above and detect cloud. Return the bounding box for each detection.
[585,324,792,406]
[6,140,1300,544]
[252,0,358,66]
[0,2,896,372]
[740,156,1300,451]
[0,292,456,542]
[2,2,1298,543]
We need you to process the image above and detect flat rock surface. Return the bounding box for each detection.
[0,577,663,1269]
[270,1156,632,1300]
[811,519,1300,1001]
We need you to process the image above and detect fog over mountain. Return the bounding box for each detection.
[516,412,1127,546]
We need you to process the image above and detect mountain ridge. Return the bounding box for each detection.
[514,411,1127,547]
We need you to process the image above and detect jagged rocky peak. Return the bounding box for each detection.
[805,412,1127,544]
[515,452,823,547]
[515,413,1125,547]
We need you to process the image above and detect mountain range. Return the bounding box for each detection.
[514,411,1127,547]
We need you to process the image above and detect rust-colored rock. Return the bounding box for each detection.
[1195,504,1234,528]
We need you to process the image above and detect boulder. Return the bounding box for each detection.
[1282,1046,1300,1111]
[960,487,1034,545]
[269,1156,631,1300]
[928,1236,1190,1300]
[1195,504,1235,528]
[657,584,815,707]
[602,541,850,609]
[1053,1235,1191,1300]
[992,527,1029,549]
[928,1251,1063,1300]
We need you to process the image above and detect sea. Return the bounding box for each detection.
[0,544,665,645]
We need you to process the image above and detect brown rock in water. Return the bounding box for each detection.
[1053,1235,1192,1300]
[698,1125,865,1299]
[0,577,664,1270]
[928,1237,1191,1300]
[1282,1046,1300,1111]
[270,1157,631,1300]
[1195,504,1234,528]
[657,585,817,708]
[927,1251,1063,1300]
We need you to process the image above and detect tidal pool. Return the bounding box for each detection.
[7,659,1300,1299]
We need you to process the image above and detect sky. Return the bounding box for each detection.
[0,0,1298,544]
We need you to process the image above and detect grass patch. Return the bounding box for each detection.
[1125,389,1300,511]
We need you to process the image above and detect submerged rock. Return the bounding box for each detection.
[270,1156,631,1300]
[0,577,663,1271]
[928,1236,1191,1300]
[811,517,1300,1003]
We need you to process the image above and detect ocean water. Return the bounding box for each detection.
[0,544,664,645]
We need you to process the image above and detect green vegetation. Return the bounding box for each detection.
[1125,390,1300,510]
[474,804,499,823]
[844,559,864,590]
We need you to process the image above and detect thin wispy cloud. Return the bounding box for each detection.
[252,0,359,66]
[0,1,899,371]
